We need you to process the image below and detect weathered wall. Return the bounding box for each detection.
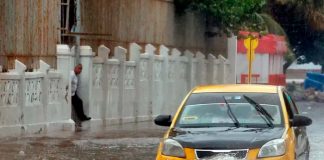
[78,0,217,55]
[0,0,228,70]
[0,0,61,70]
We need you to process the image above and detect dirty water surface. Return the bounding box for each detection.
[0,122,166,160]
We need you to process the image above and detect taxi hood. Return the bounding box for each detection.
[169,127,285,149]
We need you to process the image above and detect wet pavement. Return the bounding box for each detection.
[0,101,323,160]
[0,122,166,160]
[297,101,324,160]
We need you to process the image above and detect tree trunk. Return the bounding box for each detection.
[283,62,292,74]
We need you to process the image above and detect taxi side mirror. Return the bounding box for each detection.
[291,115,312,127]
[154,115,172,126]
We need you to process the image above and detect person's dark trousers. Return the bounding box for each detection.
[72,94,88,121]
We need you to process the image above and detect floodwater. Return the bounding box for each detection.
[0,102,323,160]
[0,122,165,160]
[298,102,324,159]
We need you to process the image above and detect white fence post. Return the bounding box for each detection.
[39,60,50,126]
[100,45,110,126]
[113,46,127,123]
[185,50,195,90]
[152,46,164,117]
[224,59,231,83]
[207,54,215,84]
[56,45,74,123]
[169,48,182,114]
[92,45,110,127]
[39,60,50,74]
[15,60,27,135]
[145,44,155,119]
[218,55,227,84]
[129,43,142,121]
[78,46,94,123]
[136,45,153,121]
[196,51,207,85]
[47,69,70,131]
[179,53,189,99]
[16,60,26,135]
[227,36,237,84]
[159,45,169,115]
[105,55,120,124]
[16,60,26,106]
[123,60,136,123]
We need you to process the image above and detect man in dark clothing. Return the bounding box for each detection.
[71,64,91,123]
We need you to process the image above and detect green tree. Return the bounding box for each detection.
[175,0,267,35]
[269,0,324,73]
[176,0,324,73]
[175,0,295,73]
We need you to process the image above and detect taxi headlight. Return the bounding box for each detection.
[258,139,286,158]
[162,139,185,158]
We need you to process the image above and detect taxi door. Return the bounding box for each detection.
[283,91,310,160]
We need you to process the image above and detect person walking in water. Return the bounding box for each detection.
[71,64,91,123]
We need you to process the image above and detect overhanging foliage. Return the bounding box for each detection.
[174,0,267,35]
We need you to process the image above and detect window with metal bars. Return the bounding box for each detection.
[60,0,76,42]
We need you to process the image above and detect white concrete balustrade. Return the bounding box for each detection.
[88,43,233,126]
[0,43,233,136]
[0,60,74,137]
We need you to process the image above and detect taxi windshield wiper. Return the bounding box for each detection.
[223,96,240,128]
[243,95,274,128]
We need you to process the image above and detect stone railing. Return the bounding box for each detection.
[57,43,234,127]
[0,42,234,136]
[0,60,74,137]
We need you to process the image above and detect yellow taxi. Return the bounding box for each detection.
[154,84,312,160]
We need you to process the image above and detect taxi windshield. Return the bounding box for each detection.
[176,93,284,128]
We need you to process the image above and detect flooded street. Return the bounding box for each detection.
[1,0,323,160]
[297,102,324,160]
[0,122,166,160]
[0,101,323,160]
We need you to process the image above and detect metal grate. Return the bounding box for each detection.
[195,149,248,159]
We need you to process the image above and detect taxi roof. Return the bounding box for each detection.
[192,84,279,94]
